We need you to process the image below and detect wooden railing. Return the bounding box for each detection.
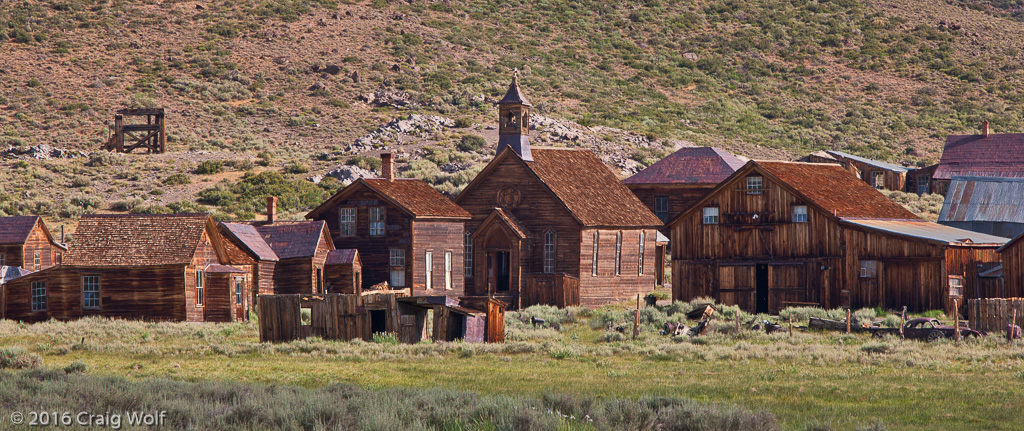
[521,273,580,308]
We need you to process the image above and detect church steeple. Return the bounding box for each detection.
[496,69,532,161]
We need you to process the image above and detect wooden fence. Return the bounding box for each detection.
[967,298,1024,333]
[521,274,580,308]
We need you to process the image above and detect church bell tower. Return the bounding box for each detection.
[496,69,532,161]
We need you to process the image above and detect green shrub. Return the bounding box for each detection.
[372,332,400,345]
[85,152,126,167]
[164,173,192,186]
[283,161,309,174]
[70,176,92,187]
[0,347,42,370]
[346,156,382,172]
[457,134,487,152]
[195,161,224,175]
[63,361,87,374]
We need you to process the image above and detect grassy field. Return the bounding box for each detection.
[1,302,1023,430]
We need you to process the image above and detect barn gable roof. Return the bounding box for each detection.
[65,213,222,266]
[306,178,470,220]
[938,176,1024,224]
[670,161,918,226]
[934,133,1024,180]
[220,223,280,262]
[623,147,746,185]
[253,221,332,260]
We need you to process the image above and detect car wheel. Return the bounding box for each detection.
[872,331,884,339]
[926,331,944,342]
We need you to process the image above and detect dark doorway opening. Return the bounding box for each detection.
[370,309,387,334]
[756,264,769,314]
[488,251,511,293]
[452,314,466,340]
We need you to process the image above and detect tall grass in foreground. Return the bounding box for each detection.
[0,370,777,431]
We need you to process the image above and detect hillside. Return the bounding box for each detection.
[1,0,1021,222]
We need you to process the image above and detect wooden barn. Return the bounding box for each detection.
[324,249,362,294]
[803,150,909,191]
[454,74,662,308]
[938,176,1024,239]
[0,216,67,271]
[669,160,1007,314]
[998,232,1024,299]
[306,156,471,296]
[930,122,1024,195]
[3,213,253,322]
[623,147,746,225]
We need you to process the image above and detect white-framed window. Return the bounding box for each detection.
[444,251,452,290]
[872,171,884,189]
[615,232,622,276]
[654,196,669,222]
[592,231,599,277]
[31,281,46,312]
[55,253,61,265]
[338,207,356,236]
[638,231,645,276]
[917,176,930,195]
[543,230,555,274]
[948,276,964,297]
[196,270,205,307]
[425,251,433,290]
[792,205,808,223]
[703,207,719,225]
[82,275,100,309]
[464,232,473,277]
[34,252,41,271]
[235,277,244,305]
[389,248,406,287]
[859,260,878,278]
[369,207,386,237]
[746,176,763,195]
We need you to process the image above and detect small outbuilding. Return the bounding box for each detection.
[324,249,362,294]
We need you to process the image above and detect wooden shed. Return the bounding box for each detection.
[455,74,662,308]
[0,216,67,272]
[823,150,909,192]
[3,213,252,322]
[938,176,1024,239]
[306,157,471,297]
[998,232,1024,299]
[931,123,1024,195]
[324,249,362,294]
[670,161,1007,314]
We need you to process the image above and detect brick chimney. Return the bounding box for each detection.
[982,121,990,138]
[267,196,277,224]
[381,153,394,181]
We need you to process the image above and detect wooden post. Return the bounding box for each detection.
[900,306,906,340]
[113,114,124,152]
[788,314,793,337]
[846,309,851,334]
[735,312,740,333]
[1010,308,1018,341]
[951,299,959,337]
[633,294,640,340]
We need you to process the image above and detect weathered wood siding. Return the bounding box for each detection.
[1,222,62,271]
[1002,239,1024,299]
[627,184,715,228]
[843,160,906,192]
[411,220,465,295]
[325,258,362,295]
[185,230,221,322]
[0,244,23,269]
[274,258,315,294]
[257,261,276,296]
[578,228,658,307]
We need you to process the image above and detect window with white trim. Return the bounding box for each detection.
[338,207,356,236]
[464,232,473,277]
[425,251,433,290]
[34,252,41,271]
[638,232,645,276]
[369,207,386,236]
[543,230,555,274]
[389,248,406,287]
[444,251,453,290]
[702,207,719,225]
[792,205,808,223]
[614,232,622,276]
[746,176,763,195]
[82,275,100,309]
[31,281,46,312]
[235,277,244,305]
[196,270,205,306]
[592,231,599,276]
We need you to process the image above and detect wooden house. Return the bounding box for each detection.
[253,220,334,295]
[998,232,1024,299]
[219,222,279,302]
[804,150,909,191]
[931,122,1024,195]
[3,213,253,322]
[669,161,1007,314]
[905,164,938,195]
[454,74,663,308]
[324,249,362,294]
[938,176,1024,239]
[306,158,471,296]
[0,216,67,271]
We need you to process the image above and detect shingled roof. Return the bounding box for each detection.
[934,133,1024,180]
[623,147,746,185]
[325,249,358,265]
[306,178,471,220]
[65,213,214,266]
[0,216,43,245]
[220,223,279,261]
[525,148,663,227]
[254,221,329,260]
[756,161,918,219]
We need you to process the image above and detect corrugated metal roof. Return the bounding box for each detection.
[623,147,747,185]
[827,151,909,172]
[934,133,1024,180]
[842,218,1010,245]
[938,176,1024,223]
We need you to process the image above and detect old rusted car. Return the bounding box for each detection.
[870,317,985,340]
